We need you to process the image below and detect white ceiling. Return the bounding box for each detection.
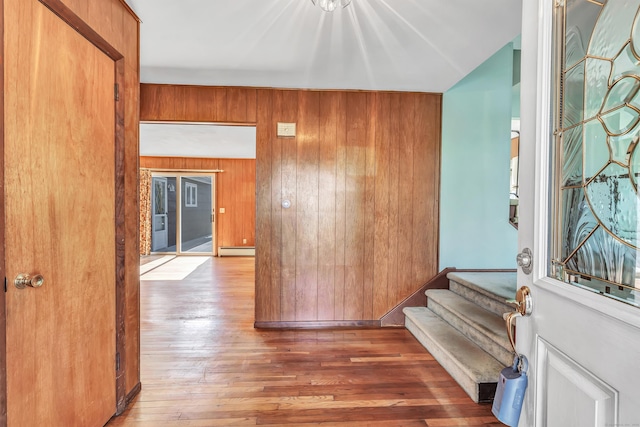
[130,1,521,158]
[126,0,522,93]
[140,123,256,158]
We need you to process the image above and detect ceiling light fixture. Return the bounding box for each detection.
[311,0,352,12]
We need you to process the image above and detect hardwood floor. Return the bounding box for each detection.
[108,257,500,426]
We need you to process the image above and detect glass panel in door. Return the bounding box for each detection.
[553,0,640,307]
[180,176,214,253]
[151,177,168,251]
[151,175,177,253]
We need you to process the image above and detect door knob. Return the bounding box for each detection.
[14,273,45,289]
[503,286,532,353]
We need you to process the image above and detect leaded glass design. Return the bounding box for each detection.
[554,0,640,306]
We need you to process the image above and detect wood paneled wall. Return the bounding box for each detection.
[139,156,256,248]
[140,85,257,124]
[255,90,441,324]
[140,84,441,326]
[140,156,220,170]
[217,159,256,247]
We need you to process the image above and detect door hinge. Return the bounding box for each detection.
[116,352,121,371]
[211,212,215,223]
[114,83,120,101]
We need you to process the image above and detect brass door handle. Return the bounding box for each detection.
[14,273,45,289]
[503,286,532,353]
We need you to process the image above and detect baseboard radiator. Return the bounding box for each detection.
[218,246,255,257]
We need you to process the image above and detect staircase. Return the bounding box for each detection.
[403,271,517,403]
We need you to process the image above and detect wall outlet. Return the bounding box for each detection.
[243,239,247,244]
[219,207,225,214]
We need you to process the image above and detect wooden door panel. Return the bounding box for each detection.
[4,0,116,425]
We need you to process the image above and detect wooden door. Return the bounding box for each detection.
[4,0,117,425]
[516,0,640,425]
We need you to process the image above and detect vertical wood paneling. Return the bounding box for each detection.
[295,91,320,321]
[243,160,256,245]
[268,91,282,320]
[317,92,338,320]
[173,86,190,121]
[373,94,390,317]
[221,160,238,247]
[333,93,347,321]
[217,159,256,247]
[246,90,257,124]
[123,43,140,402]
[139,85,442,325]
[255,89,274,321]
[398,94,416,298]
[140,84,257,124]
[215,88,228,122]
[0,0,5,418]
[139,84,160,119]
[412,94,440,284]
[343,92,367,320]
[139,156,220,170]
[216,161,229,245]
[279,91,299,321]
[362,93,376,320]
[227,87,247,122]
[386,93,401,312]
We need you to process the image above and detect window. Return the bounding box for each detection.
[551,0,640,307]
[185,182,197,207]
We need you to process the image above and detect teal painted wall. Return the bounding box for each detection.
[439,43,518,269]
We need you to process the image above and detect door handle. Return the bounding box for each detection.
[503,286,532,352]
[14,273,45,289]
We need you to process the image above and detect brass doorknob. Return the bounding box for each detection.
[14,273,45,289]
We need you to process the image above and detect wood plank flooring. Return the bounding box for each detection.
[107,257,500,426]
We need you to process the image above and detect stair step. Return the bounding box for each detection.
[426,289,513,366]
[403,306,505,403]
[447,272,517,316]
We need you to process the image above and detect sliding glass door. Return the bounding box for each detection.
[150,172,216,255]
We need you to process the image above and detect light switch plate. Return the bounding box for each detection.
[277,122,296,137]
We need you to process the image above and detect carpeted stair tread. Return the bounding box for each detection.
[447,272,517,316]
[403,306,505,403]
[447,271,517,301]
[426,289,513,366]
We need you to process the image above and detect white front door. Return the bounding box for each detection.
[517,0,640,426]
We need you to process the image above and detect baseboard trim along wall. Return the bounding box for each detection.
[218,246,255,257]
[254,320,383,329]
